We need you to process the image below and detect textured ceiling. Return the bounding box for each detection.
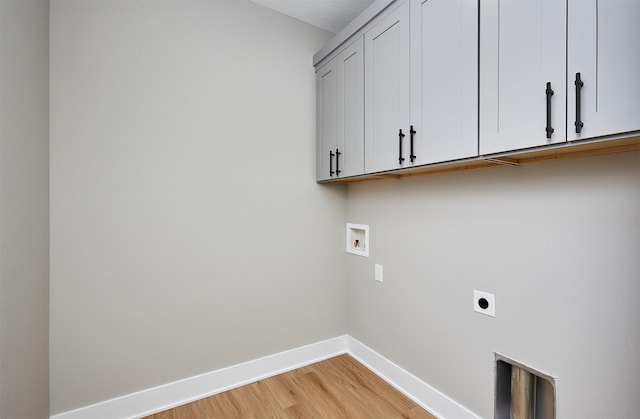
[249,0,376,34]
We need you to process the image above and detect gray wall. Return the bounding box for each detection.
[346,151,640,418]
[44,1,640,417]
[0,1,50,418]
[49,0,344,414]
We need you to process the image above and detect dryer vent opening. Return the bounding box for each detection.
[495,354,556,419]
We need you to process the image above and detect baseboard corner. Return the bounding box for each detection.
[51,334,478,419]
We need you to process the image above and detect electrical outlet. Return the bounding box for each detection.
[374,264,383,282]
[473,290,495,317]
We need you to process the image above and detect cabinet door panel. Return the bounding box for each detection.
[365,1,410,173]
[480,0,566,155]
[411,0,477,164]
[568,0,640,140]
[316,59,338,181]
[338,37,365,177]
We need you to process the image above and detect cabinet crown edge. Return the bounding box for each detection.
[313,0,396,68]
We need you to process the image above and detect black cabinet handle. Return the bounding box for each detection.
[335,149,341,175]
[409,125,416,162]
[545,82,555,139]
[329,150,335,176]
[398,129,405,165]
[575,72,584,134]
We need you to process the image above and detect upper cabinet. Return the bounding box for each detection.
[364,1,411,173]
[567,0,640,141]
[365,0,478,173]
[410,0,478,164]
[480,0,640,155]
[337,37,365,178]
[316,37,365,181]
[315,0,640,183]
[479,0,567,155]
[316,58,338,181]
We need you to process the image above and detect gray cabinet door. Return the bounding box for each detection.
[568,0,640,141]
[337,37,365,178]
[316,58,338,181]
[480,0,566,155]
[365,1,411,173]
[410,0,478,164]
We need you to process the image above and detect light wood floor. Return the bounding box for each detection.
[144,354,436,419]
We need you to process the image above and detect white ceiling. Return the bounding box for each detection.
[249,0,376,34]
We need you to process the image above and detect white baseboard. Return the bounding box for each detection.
[346,336,480,419]
[50,335,348,419]
[51,335,479,419]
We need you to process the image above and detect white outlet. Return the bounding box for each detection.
[473,290,495,317]
[374,264,383,282]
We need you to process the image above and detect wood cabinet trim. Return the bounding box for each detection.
[318,135,640,184]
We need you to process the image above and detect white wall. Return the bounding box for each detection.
[346,151,640,418]
[0,1,50,418]
[49,0,344,414]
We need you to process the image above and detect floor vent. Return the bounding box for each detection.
[495,353,556,419]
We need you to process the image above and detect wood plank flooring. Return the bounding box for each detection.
[144,354,436,419]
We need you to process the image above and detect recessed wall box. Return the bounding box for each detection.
[495,353,557,419]
[346,223,369,257]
